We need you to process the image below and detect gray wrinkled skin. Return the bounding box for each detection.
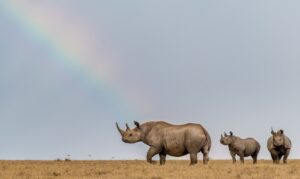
[267,129,292,164]
[116,121,211,165]
[220,132,260,164]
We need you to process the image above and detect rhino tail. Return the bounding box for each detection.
[202,127,211,151]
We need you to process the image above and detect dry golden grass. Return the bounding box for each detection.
[0,160,299,179]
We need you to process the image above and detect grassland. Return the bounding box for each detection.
[0,160,299,179]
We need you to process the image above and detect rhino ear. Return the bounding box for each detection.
[134,121,140,129]
[279,129,284,135]
[230,131,233,136]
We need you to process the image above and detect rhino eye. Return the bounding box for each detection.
[129,134,133,137]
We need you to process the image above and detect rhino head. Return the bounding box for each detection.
[116,121,142,143]
[271,129,284,147]
[220,131,234,145]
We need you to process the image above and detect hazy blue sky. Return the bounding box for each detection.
[1,0,300,160]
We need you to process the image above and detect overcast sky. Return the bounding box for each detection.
[1,0,300,160]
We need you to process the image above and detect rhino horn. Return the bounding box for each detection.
[224,132,227,137]
[230,131,233,136]
[126,123,130,131]
[271,127,275,135]
[116,122,125,136]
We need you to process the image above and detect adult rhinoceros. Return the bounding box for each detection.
[267,129,292,164]
[116,121,211,165]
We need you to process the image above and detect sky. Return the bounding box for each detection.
[0,0,300,160]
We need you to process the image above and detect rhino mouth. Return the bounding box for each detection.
[220,140,227,145]
[273,143,283,147]
[122,138,128,143]
[122,138,136,143]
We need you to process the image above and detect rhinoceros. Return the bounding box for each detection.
[116,121,211,165]
[220,131,260,164]
[267,129,292,164]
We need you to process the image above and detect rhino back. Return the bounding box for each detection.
[142,123,209,156]
[228,137,258,156]
[141,122,171,145]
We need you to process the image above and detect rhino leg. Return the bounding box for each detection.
[238,152,245,164]
[159,152,166,165]
[251,153,258,164]
[147,147,160,164]
[271,150,279,164]
[190,152,198,165]
[270,153,276,164]
[230,151,236,164]
[201,147,209,165]
[283,149,290,164]
[251,149,259,164]
[278,154,283,163]
[274,156,280,164]
[252,156,257,164]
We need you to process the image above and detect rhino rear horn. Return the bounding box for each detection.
[126,123,130,131]
[116,122,125,136]
[271,127,275,135]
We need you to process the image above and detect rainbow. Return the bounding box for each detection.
[0,1,139,120]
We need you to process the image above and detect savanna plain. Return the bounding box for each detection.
[0,160,299,179]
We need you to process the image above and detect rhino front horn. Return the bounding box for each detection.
[116,122,125,136]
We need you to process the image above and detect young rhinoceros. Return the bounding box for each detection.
[116,121,211,165]
[220,131,260,164]
[267,129,292,164]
